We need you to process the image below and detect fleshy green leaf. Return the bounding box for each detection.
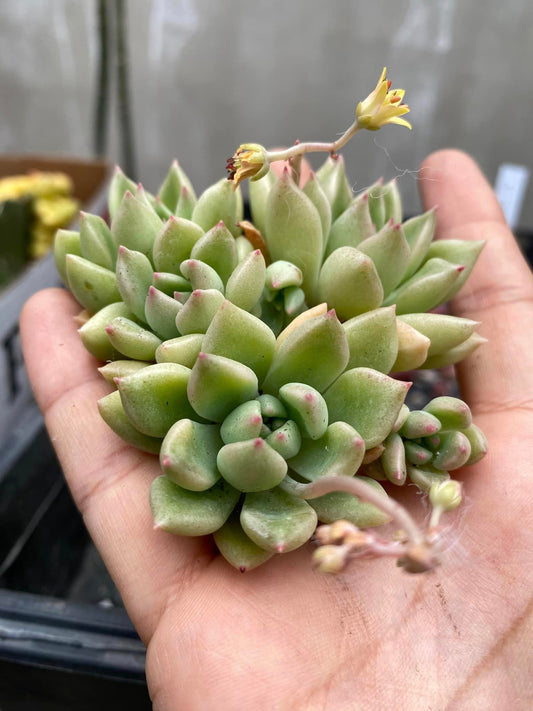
[217,439,288,492]
[343,306,398,373]
[384,258,463,315]
[213,514,274,571]
[324,368,410,448]
[180,259,224,293]
[398,313,479,357]
[66,254,120,313]
[187,352,258,422]
[240,487,317,552]
[318,247,384,321]
[144,287,181,340]
[155,334,203,367]
[152,216,204,273]
[54,229,81,286]
[278,383,329,440]
[106,316,161,361]
[302,172,332,254]
[150,476,239,535]
[202,300,276,384]
[315,155,352,221]
[117,362,196,437]
[325,192,375,257]
[220,400,263,444]
[190,221,238,285]
[175,288,225,335]
[79,212,115,270]
[98,390,162,454]
[265,420,302,459]
[191,178,242,238]
[158,160,197,212]
[357,221,411,296]
[423,396,472,430]
[265,170,323,301]
[111,191,162,257]
[287,422,365,480]
[160,419,222,491]
[262,310,349,394]
[307,476,390,528]
[115,246,154,321]
[78,302,135,361]
[224,249,266,312]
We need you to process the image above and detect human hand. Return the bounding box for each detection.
[20,150,533,710]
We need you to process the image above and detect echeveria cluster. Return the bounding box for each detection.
[53,155,487,573]
[53,71,487,573]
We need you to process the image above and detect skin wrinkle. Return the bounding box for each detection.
[73,440,149,515]
[447,595,533,710]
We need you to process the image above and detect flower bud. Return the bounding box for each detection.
[312,545,348,574]
[429,480,463,512]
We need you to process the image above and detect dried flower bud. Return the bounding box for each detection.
[226,144,270,188]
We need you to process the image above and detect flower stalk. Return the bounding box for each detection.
[227,68,411,188]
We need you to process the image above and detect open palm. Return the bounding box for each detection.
[21,151,533,710]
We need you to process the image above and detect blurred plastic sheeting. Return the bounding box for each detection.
[0,0,93,156]
[0,0,532,229]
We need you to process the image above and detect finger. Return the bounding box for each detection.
[419,150,533,416]
[20,289,215,642]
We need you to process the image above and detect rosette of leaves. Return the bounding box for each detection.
[53,159,487,572]
[248,157,486,371]
[359,396,488,489]
[100,299,412,571]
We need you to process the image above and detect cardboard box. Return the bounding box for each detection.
[0,156,110,470]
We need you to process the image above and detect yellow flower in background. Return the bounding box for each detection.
[226,143,270,188]
[0,171,78,259]
[356,68,412,131]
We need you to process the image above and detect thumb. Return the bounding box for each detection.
[419,149,533,416]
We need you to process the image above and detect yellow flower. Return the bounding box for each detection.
[356,68,412,131]
[226,143,270,188]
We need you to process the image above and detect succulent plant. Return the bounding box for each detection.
[54,68,487,574]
